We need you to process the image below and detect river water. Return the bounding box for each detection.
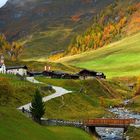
[95,101,140,140]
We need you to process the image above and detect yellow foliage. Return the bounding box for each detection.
[48,52,64,61]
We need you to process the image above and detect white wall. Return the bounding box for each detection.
[7,68,27,76]
[0,64,6,74]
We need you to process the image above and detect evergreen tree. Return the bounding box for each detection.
[30,89,45,124]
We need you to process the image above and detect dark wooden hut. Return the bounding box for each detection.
[78,69,106,79]
[43,71,79,79]
[27,71,43,77]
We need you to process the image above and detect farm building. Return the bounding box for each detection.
[42,71,79,79]
[27,71,43,77]
[0,55,28,76]
[78,69,106,79]
[0,64,28,76]
[6,65,28,76]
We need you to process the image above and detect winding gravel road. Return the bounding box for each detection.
[18,77,72,110]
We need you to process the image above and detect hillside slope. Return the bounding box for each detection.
[0,70,133,139]
[0,0,113,58]
[0,74,98,140]
[0,107,94,140]
[0,73,132,120]
[49,0,140,60]
[58,32,140,78]
[37,78,133,119]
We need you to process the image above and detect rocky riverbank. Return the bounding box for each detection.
[96,100,140,140]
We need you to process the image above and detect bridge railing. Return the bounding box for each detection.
[84,118,136,126]
[41,119,84,128]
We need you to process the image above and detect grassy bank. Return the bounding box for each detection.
[0,107,94,140]
[127,95,140,113]
[125,93,140,139]
[0,74,53,107]
[127,127,140,140]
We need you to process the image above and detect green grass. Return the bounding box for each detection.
[58,32,140,78]
[0,74,134,139]
[20,28,74,59]
[0,73,134,139]
[127,127,140,140]
[0,74,53,107]
[1,73,129,120]
[37,77,132,120]
[0,74,94,140]
[0,107,94,140]
[126,95,140,113]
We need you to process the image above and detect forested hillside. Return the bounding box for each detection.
[0,34,24,61]
[0,0,114,59]
[50,0,140,60]
[1,0,140,61]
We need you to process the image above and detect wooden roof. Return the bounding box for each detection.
[6,65,28,70]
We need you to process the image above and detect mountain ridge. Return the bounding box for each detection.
[49,0,140,60]
[0,0,114,58]
[1,0,140,60]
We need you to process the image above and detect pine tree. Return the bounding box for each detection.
[30,89,45,124]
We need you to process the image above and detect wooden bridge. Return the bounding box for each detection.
[84,118,135,128]
[83,118,136,137]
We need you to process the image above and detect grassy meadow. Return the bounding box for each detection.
[37,77,133,120]
[58,32,140,78]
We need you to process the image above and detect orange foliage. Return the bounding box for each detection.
[48,52,64,61]
[50,2,140,60]
[126,3,140,35]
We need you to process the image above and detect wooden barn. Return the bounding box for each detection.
[42,71,79,79]
[78,69,106,79]
[42,71,62,78]
[27,71,43,77]
[62,73,79,79]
